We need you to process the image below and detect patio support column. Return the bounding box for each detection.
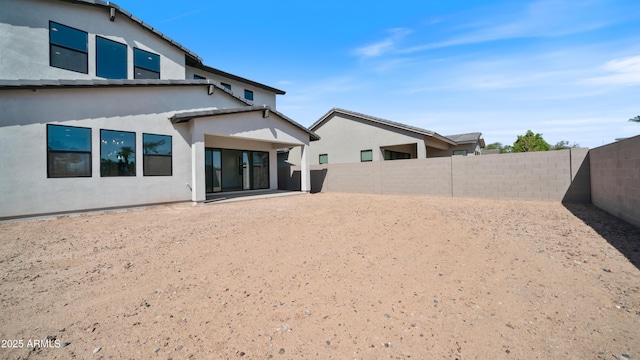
[300,144,310,192]
[191,125,206,202]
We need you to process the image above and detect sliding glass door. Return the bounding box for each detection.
[205,148,269,193]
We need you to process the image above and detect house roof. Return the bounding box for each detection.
[59,0,202,62]
[310,108,457,146]
[60,0,284,95]
[0,79,253,105]
[170,106,321,141]
[186,58,286,95]
[446,132,486,148]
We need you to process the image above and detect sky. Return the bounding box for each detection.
[115,0,640,149]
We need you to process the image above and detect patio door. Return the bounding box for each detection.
[205,148,269,193]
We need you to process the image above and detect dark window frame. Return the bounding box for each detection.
[100,129,137,177]
[319,154,328,164]
[193,74,206,80]
[95,35,128,79]
[360,149,373,162]
[49,21,88,74]
[133,48,160,79]
[47,124,92,178]
[244,89,254,101]
[143,133,172,176]
[221,82,232,90]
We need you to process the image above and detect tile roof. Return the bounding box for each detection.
[170,106,320,141]
[445,132,485,147]
[310,108,457,145]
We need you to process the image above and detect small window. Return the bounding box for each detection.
[96,36,127,79]
[319,154,328,164]
[143,133,172,176]
[221,82,231,90]
[244,89,254,101]
[361,150,373,162]
[193,74,206,80]
[453,150,468,156]
[49,21,88,74]
[47,124,92,178]
[100,129,136,176]
[134,48,160,79]
[383,150,411,160]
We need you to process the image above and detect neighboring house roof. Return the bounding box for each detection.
[446,132,486,148]
[186,58,286,95]
[311,108,457,146]
[0,79,253,105]
[59,0,202,62]
[170,106,321,141]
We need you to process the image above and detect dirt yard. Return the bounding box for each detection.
[0,193,639,359]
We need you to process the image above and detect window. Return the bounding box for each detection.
[244,89,254,101]
[100,129,136,176]
[383,150,411,160]
[96,36,127,79]
[193,74,206,80]
[49,21,88,74]
[221,82,231,91]
[319,154,328,164]
[143,133,172,176]
[133,48,160,79]
[453,150,468,156]
[47,124,92,178]
[360,150,373,162]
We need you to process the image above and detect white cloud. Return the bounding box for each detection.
[352,28,412,58]
[582,55,640,85]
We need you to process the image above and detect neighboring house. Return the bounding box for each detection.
[0,0,318,219]
[282,108,484,166]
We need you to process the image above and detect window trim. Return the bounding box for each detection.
[100,129,137,177]
[319,154,328,164]
[49,21,88,74]
[244,89,254,101]
[133,48,160,79]
[47,124,92,178]
[95,35,127,79]
[360,149,373,162]
[143,133,173,176]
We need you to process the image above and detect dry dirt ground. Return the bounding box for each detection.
[1,193,639,360]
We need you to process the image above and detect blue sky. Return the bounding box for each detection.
[116,0,640,148]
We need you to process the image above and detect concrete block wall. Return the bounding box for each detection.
[284,148,591,203]
[590,135,640,228]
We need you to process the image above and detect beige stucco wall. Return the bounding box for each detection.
[590,135,640,228]
[0,0,186,80]
[185,66,277,109]
[308,113,428,165]
[0,85,309,218]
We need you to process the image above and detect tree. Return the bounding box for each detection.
[512,130,551,152]
[485,142,513,153]
[629,115,640,122]
[551,140,580,150]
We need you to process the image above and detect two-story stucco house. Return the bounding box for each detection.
[281,108,484,168]
[0,0,318,219]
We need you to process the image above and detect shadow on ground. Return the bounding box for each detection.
[564,203,640,271]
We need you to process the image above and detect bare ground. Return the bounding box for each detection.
[0,192,639,360]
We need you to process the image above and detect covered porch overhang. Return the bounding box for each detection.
[170,106,319,203]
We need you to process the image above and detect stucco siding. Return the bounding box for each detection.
[0,0,186,80]
[310,114,426,165]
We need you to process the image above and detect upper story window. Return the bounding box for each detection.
[361,150,373,162]
[193,74,206,80]
[49,21,88,74]
[221,82,231,91]
[47,124,92,178]
[244,89,254,101]
[133,48,160,79]
[96,36,127,79]
[319,154,328,164]
[453,150,468,156]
